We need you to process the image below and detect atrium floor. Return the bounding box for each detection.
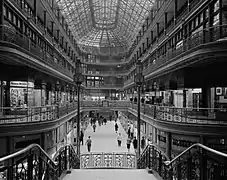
[80,119,135,154]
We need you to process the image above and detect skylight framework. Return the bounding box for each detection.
[56,0,155,55]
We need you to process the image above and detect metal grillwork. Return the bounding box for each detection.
[137,143,227,180]
[80,152,136,169]
[0,144,79,180]
[55,0,155,55]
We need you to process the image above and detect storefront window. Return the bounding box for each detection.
[10,81,34,107]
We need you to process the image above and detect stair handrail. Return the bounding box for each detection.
[164,142,227,167]
[140,143,170,161]
[53,143,77,160]
[0,143,77,179]
[0,143,56,166]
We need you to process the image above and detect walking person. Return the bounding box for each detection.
[117,133,122,147]
[141,136,146,150]
[93,123,96,132]
[115,123,119,133]
[132,137,138,152]
[85,136,92,152]
[127,127,131,138]
[126,137,131,153]
[80,130,84,145]
[130,128,134,139]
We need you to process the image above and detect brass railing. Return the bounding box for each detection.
[80,152,136,169]
[0,143,79,180]
[138,143,227,180]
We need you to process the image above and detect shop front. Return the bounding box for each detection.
[10,81,34,107]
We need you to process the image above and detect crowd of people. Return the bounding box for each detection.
[125,127,146,153]
[79,114,148,153]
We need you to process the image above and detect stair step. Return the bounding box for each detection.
[63,169,158,180]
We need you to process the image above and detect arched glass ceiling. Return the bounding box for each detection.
[56,0,155,55]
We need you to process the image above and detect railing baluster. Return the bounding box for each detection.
[27,150,33,180]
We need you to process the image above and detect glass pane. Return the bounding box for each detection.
[55,0,156,54]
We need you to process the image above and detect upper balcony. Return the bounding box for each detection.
[124,24,227,88]
[0,23,74,82]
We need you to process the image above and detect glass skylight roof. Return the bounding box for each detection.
[56,0,155,55]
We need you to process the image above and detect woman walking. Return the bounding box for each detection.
[126,137,131,153]
[117,133,122,147]
[93,123,96,132]
[132,137,138,152]
[85,136,92,152]
[115,123,119,133]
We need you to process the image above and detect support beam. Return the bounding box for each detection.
[164,12,168,34]
[44,11,47,33]
[34,0,37,23]
[174,0,178,24]
[156,23,159,42]
[166,132,172,160]
[0,0,4,40]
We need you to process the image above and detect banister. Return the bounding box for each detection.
[53,143,77,160]
[141,143,170,161]
[0,143,57,165]
[164,143,227,167]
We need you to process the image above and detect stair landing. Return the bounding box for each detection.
[64,169,158,180]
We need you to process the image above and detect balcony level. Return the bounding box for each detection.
[124,24,227,89]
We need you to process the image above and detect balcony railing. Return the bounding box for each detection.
[80,152,136,169]
[0,102,77,124]
[137,143,227,180]
[130,103,227,125]
[82,100,129,108]
[1,100,227,125]
[85,84,124,89]
[0,24,73,78]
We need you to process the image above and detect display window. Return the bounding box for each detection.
[10,81,34,107]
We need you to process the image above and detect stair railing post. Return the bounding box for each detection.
[38,149,43,179]
[187,155,192,180]
[58,151,61,176]
[148,146,151,169]
[65,146,71,174]
[200,148,207,180]
[27,150,33,180]
[158,153,162,175]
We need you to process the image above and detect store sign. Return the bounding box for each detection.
[10,81,34,88]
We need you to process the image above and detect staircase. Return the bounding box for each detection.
[64,169,157,180]
[0,143,227,180]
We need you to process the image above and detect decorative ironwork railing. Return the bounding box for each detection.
[138,143,227,180]
[1,100,227,125]
[0,102,77,124]
[0,143,79,180]
[130,103,227,125]
[80,152,136,169]
[137,143,169,176]
[82,100,130,108]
